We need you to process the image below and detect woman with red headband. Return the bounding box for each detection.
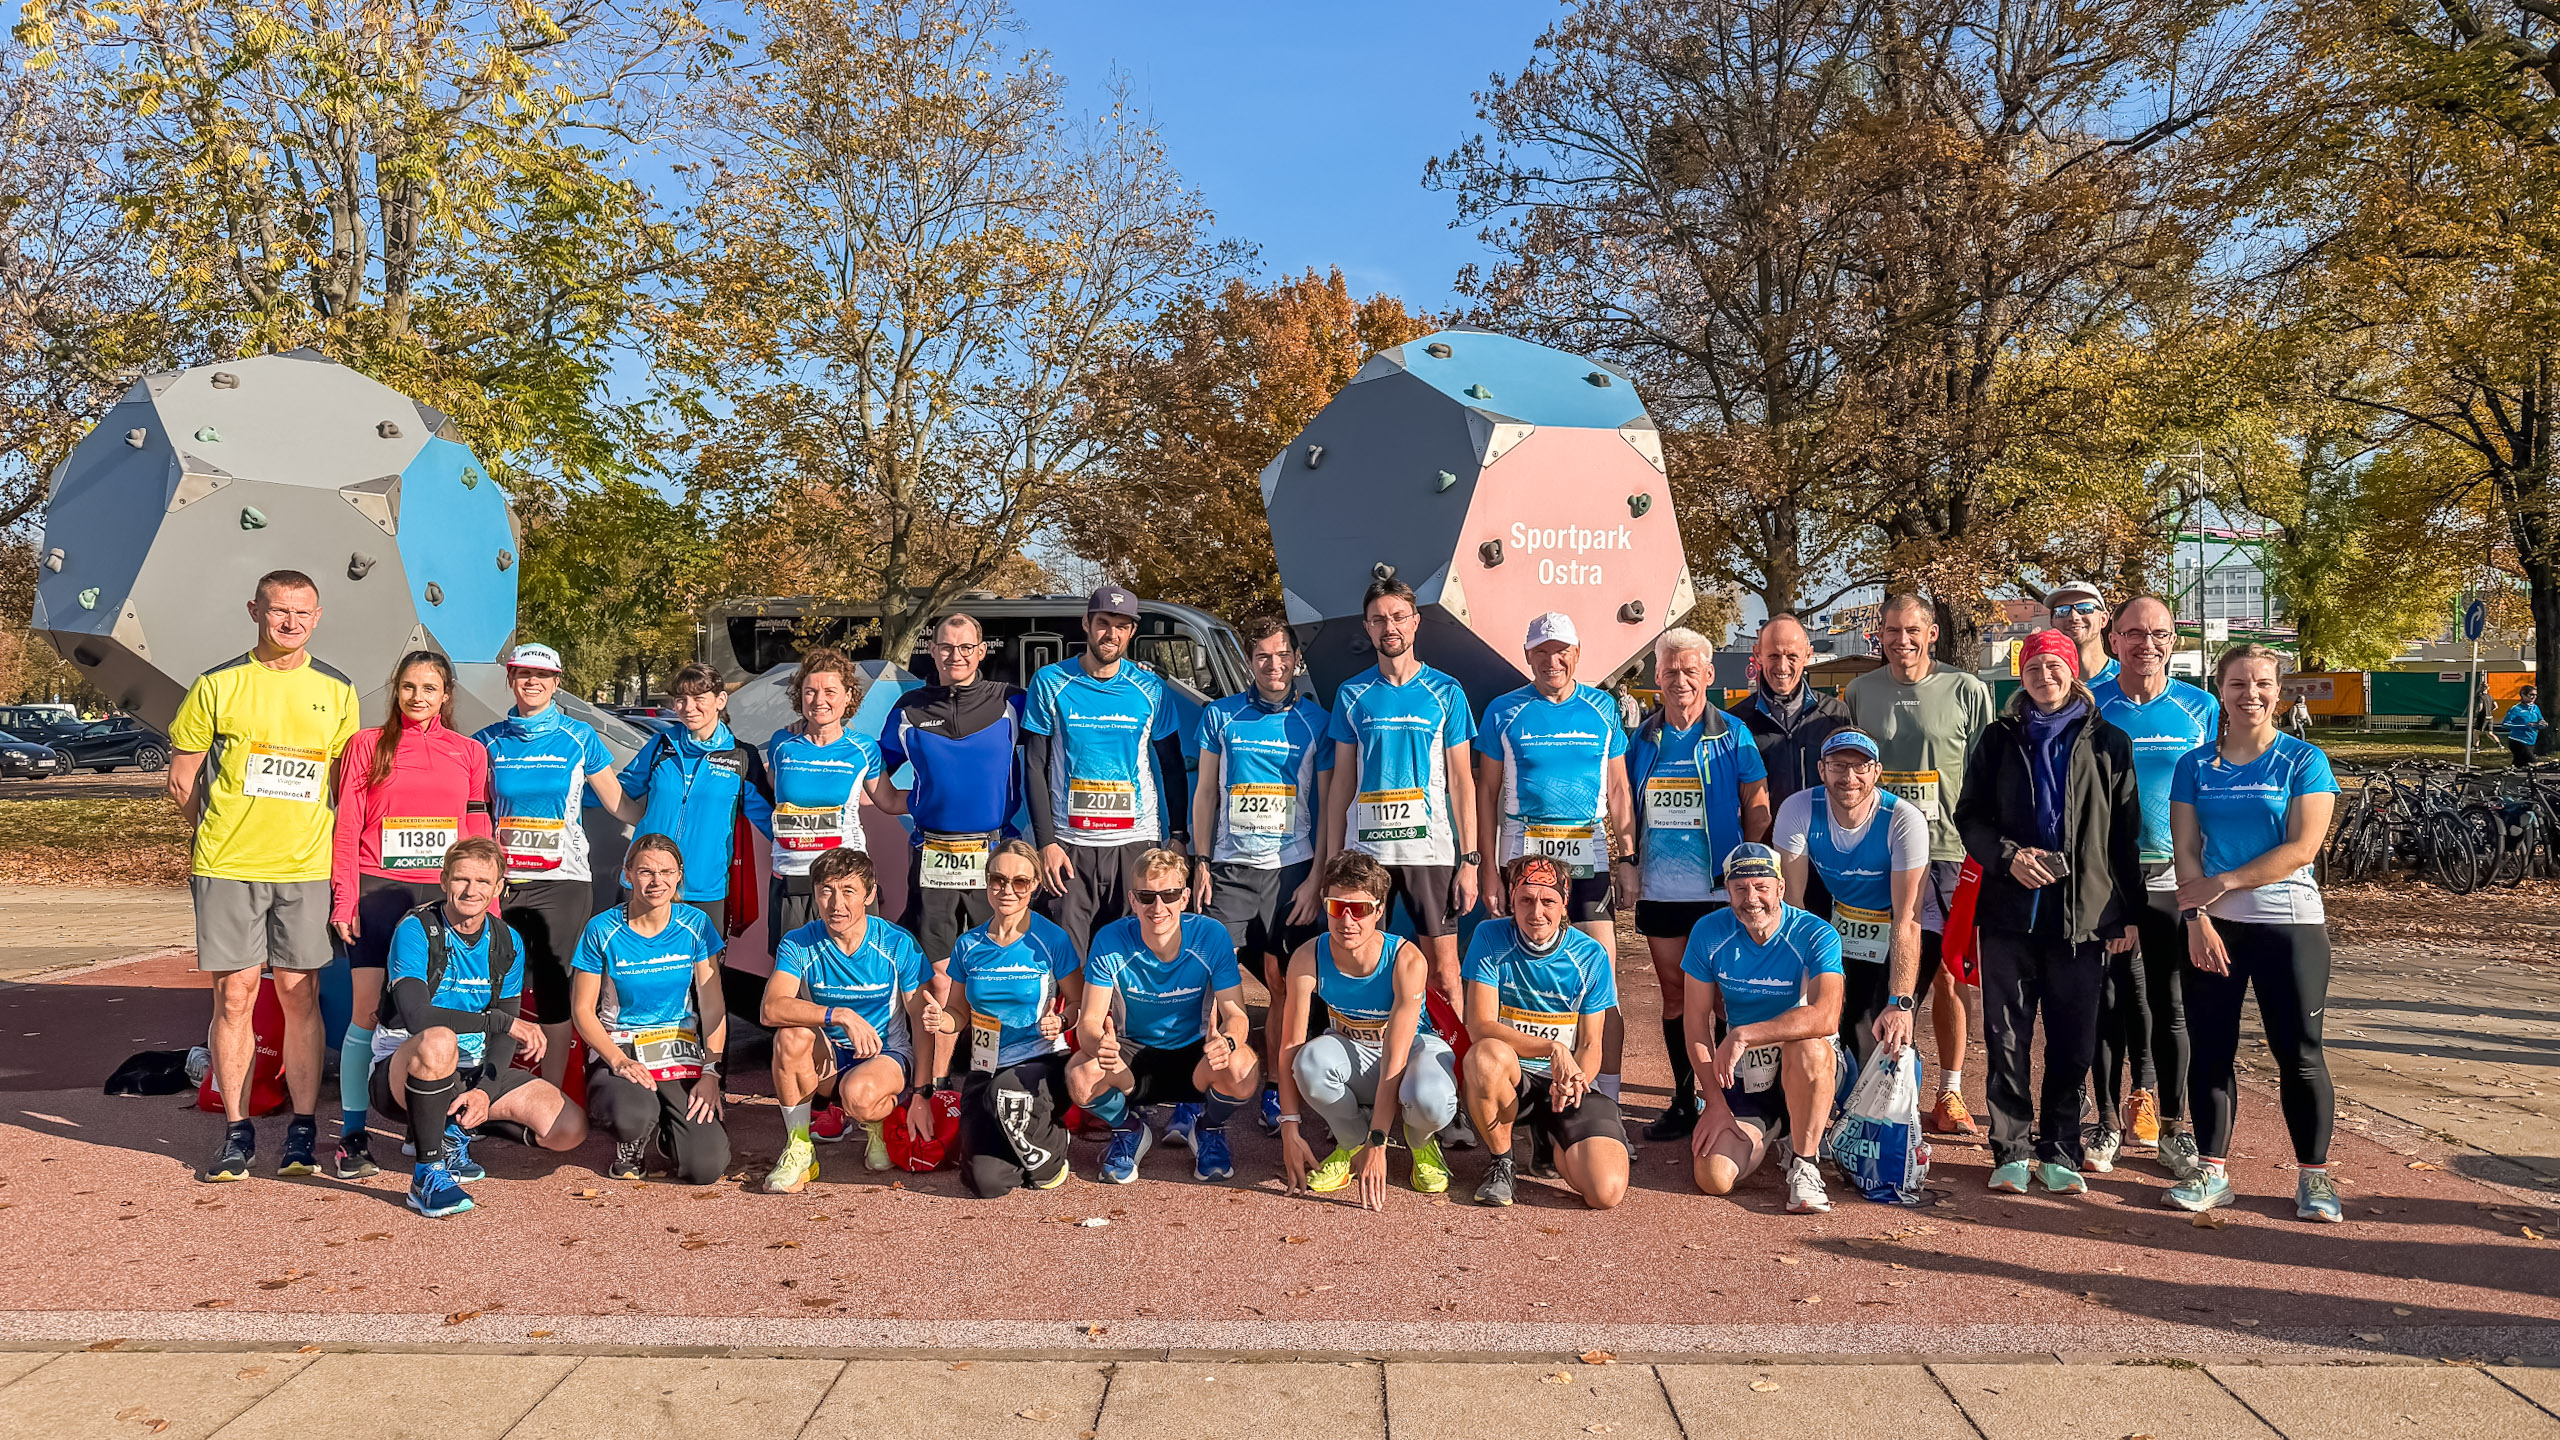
[1953,626,2143,1197]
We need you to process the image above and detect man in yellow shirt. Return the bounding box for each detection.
[167,569,361,1182]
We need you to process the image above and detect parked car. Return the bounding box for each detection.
[52,716,172,773]
[0,731,67,779]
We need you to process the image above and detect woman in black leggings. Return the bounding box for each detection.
[2168,644,2341,1222]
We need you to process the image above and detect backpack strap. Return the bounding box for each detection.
[409,900,515,1013]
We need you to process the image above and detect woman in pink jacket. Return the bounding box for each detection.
[328,649,493,1176]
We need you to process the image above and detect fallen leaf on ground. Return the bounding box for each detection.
[2237,1318,2260,1327]
[358,1232,390,1241]
[1282,1235,1310,1244]
[1887,1281,1912,1288]
[2191,1212,2226,1229]
[1750,1379,1781,1393]
[798,1297,838,1309]
[570,1188,600,1198]
[444,1310,482,1325]
[193,1299,231,1309]
[1083,1324,1109,1337]
[1541,1371,1573,1384]
[117,1406,147,1420]
[236,1366,268,1379]
[1077,1218,1110,1229]
[2356,1332,2384,1342]
[1018,1409,1058,1421]
[678,1239,711,1250]
[1797,1294,1821,1306]
[767,1240,799,1250]
[2525,1226,2547,1241]
[949,1362,974,1371]
[295,1346,320,1354]
[1586,1426,1615,1434]
[526,1330,553,1339]
[1579,1349,1616,1365]
[86,1340,126,1352]
[2394,1307,2413,1316]
[1539,1225,1564,1235]
[2407,1160,2440,1171]
[1776,1256,1800,1265]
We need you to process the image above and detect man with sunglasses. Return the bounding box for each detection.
[1772,729,1930,1071]
[1322,578,1480,1086]
[2046,582,2117,687]
[2088,596,2217,1178]
[881,613,1027,971]
[1461,856,1628,1209]
[1477,612,1636,1112]
[1025,585,1190,950]
[1069,849,1260,1183]
[1190,615,1333,1135]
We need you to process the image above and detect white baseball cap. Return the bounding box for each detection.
[1524,612,1579,649]
[503,641,564,674]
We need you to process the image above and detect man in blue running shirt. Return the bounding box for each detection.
[879,613,1026,966]
[2505,685,2546,769]
[613,662,775,1019]
[1191,614,1331,1133]
[2088,597,2218,1178]
[1476,612,1636,1110]
[1023,585,1189,950]
[1321,577,1481,1024]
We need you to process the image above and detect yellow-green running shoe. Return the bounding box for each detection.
[1408,1127,1450,1194]
[1306,1146,1357,1193]
[863,1119,891,1172]
[766,1136,819,1194]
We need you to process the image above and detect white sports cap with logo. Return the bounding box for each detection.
[503,641,564,673]
[1524,612,1580,649]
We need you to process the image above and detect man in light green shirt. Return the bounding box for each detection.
[1844,593,1995,1136]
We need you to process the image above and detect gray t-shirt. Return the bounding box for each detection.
[1844,664,1997,862]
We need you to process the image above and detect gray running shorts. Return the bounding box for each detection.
[191,876,334,973]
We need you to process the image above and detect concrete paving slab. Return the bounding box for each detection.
[1937,1361,2278,1438]
[2492,1366,2560,1417]
[1658,1363,1975,1439]
[506,1357,843,1440]
[213,1351,576,1440]
[0,1348,312,1440]
[2212,1361,2560,1439]
[0,884,190,981]
[1385,1361,1681,1440]
[801,1360,1109,1440]
[1100,1359,1384,1440]
[0,1350,61,1387]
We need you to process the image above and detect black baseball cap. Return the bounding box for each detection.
[1086,583,1141,619]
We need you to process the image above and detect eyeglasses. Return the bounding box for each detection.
[1324,896,1380,920]
[1133,887,1187,906]
[1821,755,1881,770]
[2117,629,2176,646]
[987,872,1036,892]
[930,642,984,656]
[2052,601,2105,616]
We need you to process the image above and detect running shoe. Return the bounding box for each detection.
[1193,1127,1235,1182]
[2156,1131,2203,1182]
[1162,1102,1203,1152]
[766,1136,820,1194]
[1473,1154,1518,1207]
[2038,1161,2088,1195]
[2084,1125,2121,1174]
[1030,1161,1070,1190]
[862,1119,891,1173]
[1407,1128,1450,1194]
[1784,1153,1832,1214]
[406,1162,475,1218]
[1642,1097,1700,1143]
[334,1132,379,1181]
[1928,1090,1982,1138]
[2127,1088,2162,1147]
[278,1117,320,1177]
[198,1123,254,1184]
[809,1102,852,1144]
[1306,1146,1357,1194]
[2296,1170,2344,1223]
[1099,1125,1152,1185]
[2163,1166,2235,1212]
[1442,1111,1480,1151]
[1258,1086,1282,1136]
[1988,1160,2032,1193]
[609,1135,649,1180]
[442,1123,484,1183]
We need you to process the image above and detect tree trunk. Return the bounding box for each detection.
[2531,555,2560,756]
[1932,594,1986,671]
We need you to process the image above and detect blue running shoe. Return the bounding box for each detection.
[2297,1170,2344,1223]
[406,1162,475,1218]
[2165,1165,2235,1212]
[1162,1102,1202,1152]
[1099,1124,1152,1184]
[443,1123,485,1182]
[1193,1126,1234,1182]
[1257,1086,1282,1136]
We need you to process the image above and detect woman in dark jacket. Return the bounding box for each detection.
[1954,627,2143,1197]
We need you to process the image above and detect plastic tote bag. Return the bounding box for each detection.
[1825,1046,1932,1204]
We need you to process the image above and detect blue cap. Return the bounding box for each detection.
[1723,842,1783,883]
[1821,728,1880,762]
[1086,583,1141,619]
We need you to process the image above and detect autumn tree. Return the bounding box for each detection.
[661,0,1229,669]
[1070,269,1436,620]
[514,481,717,699]
[15,0,695,491]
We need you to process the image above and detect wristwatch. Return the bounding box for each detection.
[1614,851,1637,867]
[1885,993,1915,1011]
[2181,906,2207,925]
[1457,850,1482,867]
[1366,1127,1388,1149]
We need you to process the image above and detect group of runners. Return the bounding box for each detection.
[171,568,2343,1225]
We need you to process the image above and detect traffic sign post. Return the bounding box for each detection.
[2464,599,2487,767]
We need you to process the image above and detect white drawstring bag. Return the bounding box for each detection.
[1825,1045,1932,1204]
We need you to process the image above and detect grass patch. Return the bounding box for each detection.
[0,796,192,884]
[2314,727,2516,769]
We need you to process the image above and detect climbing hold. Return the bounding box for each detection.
[1425,342,1453,359]
[425,582,444,606]
[1436,470,1458,493]
[1305,445,1324,469]
[239,506,266,530]
[125,428,147,449]
[348,552,376,580]
[1629,493,1652,518]
[1464,384,1493,400]
[496,549,515,571]
[42,549,63,573]
[77,587,99,610]
[1479,539,1504,568]
[460,469,480,490]
[210,371,239,390]
[195,426,221,443]
[377,421,402,439]
[1618,599,1647,624]
[1586,370,1613,387]
[1371,562,1397,582]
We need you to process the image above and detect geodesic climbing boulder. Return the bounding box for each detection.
[1261,328,1694,711]
[33,351,523,731]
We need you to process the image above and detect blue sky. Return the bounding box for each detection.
[1009,0,1565,310]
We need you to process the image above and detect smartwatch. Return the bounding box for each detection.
[1886,993,1916,1011]
[2181,906,2207,925]
[1614,851,1637,867]
[1457,850,1482,867]
[1366,1128,1389,1149]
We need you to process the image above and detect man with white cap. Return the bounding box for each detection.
[1771,727,1931,1071]
[474,641,634,1086]
[2046,582,2116,687]
[1476,611,1637,1117]
[1022,583,1190,949]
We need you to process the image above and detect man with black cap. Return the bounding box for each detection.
[1022,584,1189,949]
